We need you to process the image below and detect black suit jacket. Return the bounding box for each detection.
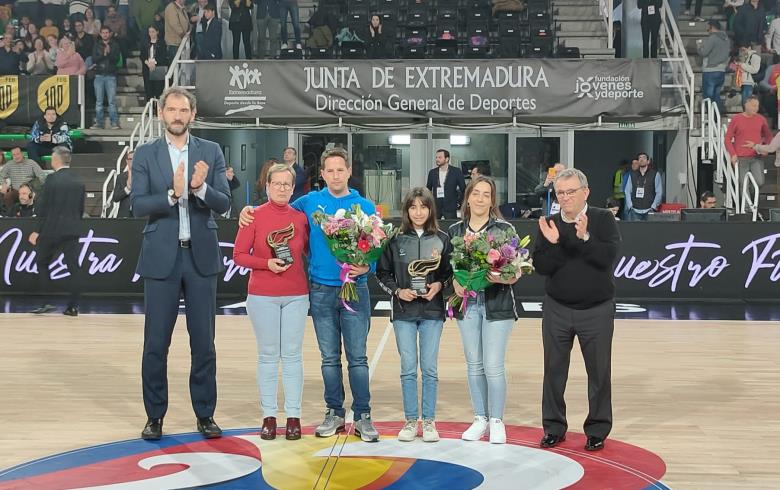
[198,18,223,60]
[426,165,467,214]
[36,168,85,239]
[112,171,133,218]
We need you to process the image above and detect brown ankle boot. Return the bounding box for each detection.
[286,417,301,440]
[260,417,277,440]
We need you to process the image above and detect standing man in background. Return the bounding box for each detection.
[624,152,663,221]
[131,87,231,441]
[426,149,466,220]
[282,146,308,202]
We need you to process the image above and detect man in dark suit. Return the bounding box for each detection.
[425,148,466,220]
[111,151,134,218]
[197,4,223,60]
[131,87,231,441]
[28,146,85,317]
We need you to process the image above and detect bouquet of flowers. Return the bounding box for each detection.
[448,229,534,316]
[313,204,395,308]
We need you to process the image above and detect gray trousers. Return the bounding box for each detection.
[255,16,280,58]
[542,295,614,439]
[737,156,765,189]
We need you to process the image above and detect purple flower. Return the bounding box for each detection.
[500,244,516,258]
[510,236,519,248]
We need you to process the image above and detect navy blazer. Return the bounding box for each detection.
[131,136,231,279]
[198,18,223,60]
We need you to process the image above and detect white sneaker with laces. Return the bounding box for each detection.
[397,419,418,442]
[461,416,489,441]
[281,43,288,50]
[422,419,439,442]
[295,43,302,50]
[489,418,506,444]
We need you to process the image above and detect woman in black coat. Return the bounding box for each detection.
[229,0,253,59]
[139,24,168,100]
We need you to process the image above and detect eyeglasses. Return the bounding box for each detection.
[555,186,584,199]
[269,181,292,190]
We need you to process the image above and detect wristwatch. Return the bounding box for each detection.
[168,188,180,201]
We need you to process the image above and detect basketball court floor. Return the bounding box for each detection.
[0,298,779,489]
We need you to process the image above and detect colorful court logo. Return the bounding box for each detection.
[0,423,668,489]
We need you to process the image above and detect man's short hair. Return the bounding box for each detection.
[743,95,760,108]
[10,145,22,152]
[636,152,649,160]
[700,190,715,201]
[52,146,72,166]
[100,25,112,33]
[160,86,197,112]
[436,148,450,160]
[204,3,217,12]
[283,146,297,156]
[44,106,57,115]
[707,19,721,30]
[554,168,589,188]
[320,147,350,168]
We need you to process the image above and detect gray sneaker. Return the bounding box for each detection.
[315,409,345,438]
[354,413,380,442]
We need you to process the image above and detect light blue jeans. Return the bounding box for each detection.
[393,319,444,420]
[246,294,309,418]
[94,74,118,127]
[456,299,514,419]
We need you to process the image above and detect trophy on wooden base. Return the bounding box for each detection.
[407,256,441,296]
[267,223,295,265]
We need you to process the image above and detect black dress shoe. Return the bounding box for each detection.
[540,433,566,448]
[585,436,605,451]
[197,417,222,439]
[63,306,79,317]
[141,418,163,440]
[31,304,56,314]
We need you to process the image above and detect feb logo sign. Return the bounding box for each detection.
[0,423,668,489]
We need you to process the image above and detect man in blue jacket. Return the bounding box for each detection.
[197,4,222,60]
[239,147,380,442]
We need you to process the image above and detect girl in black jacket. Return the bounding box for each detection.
[229,0,253,59]
[448,175,520,445]
[376,187,452,443]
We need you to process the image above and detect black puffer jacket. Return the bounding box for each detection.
[448,218,522,321]
[376,229,453,321]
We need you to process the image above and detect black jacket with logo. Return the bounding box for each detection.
[376,229,453,321]
[448,218,522,321]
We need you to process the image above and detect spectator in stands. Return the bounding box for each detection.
[165,0,189,60]
[624,153,663,221]
[56,37,87,75]
[9,183,36,217]
[61,18,73,39]
[684,0,704,21]
[197,4,222,60]
[279,0,301,50]
[638,0,661,58]
[699,191,717,208]
[697,20,730,112]
[469,163,490,179]
[255,158,279,204]
[724,0,743,31]
[535,162,567,216]
[725,95,771,189]
[606,197,621,219]
[0,6,10,35]
[104,5,128,66]
[39,18,59,40]
[611,160,629,216]
[190,0,209,32]
[282,146,308,202]
[229,0,253,59]
[0,146,46,212]
[734,0,764,51]
[45,34,59,65]
[27,37,55,74]
[3,23,15,41]
[140,24,168,99]
[733,43,761,102]
[0,35,20,75]
[365,15,388,59]
[306,6,335,49]
[132,0,165,36]
[27,106,72,165]
[93,0,112,22]
[23,23,39,51]
[255,0,280,59]
[426,149,466,220]
[84,8,101,36]
[91,26,121,129]
[73,20,95,63]
[767,16,780,54]
[111,151,134,217]
[19,16,31,39]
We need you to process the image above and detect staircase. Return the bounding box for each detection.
[554,0,615,59]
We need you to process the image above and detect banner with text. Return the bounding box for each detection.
[195,59,661,120]
[0,75,79,125]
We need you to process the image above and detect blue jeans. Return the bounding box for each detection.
[246,294,309,418]
[393,319,444,420]
[309,282,371,417]
[94,74,118,127]
[456,299,514,419]
[741,84,754,103]
[626,208,649,221]
[280,2,301,44]
[701,71,725,108]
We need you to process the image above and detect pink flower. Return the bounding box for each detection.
[358,239,371,253]
[486,249,501,265]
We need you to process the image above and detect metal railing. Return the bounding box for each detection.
[599,0,614,49]
[701,98,740,210]
[165,34,195,91]
[741,170,760,221]
[659,0,695,125]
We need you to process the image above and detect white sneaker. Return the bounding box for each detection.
[397,419,418,442]
[461,416,488,441]
[281,43,288,50]
[295,43,302,50]
[489,418,506,444]
[422,419,439,442]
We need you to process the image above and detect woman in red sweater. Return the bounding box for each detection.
[233,163,309,441]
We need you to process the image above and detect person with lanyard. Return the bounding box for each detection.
[534,162,566,216]
[448,175,521,444]
[623,152,663,221]
[376,187,452,443]
[533,168,620,452]
[426,148,466,220]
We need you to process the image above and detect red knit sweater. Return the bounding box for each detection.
[724,112,772,158]
[233,200,309,296]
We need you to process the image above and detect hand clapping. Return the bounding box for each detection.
[538,216,560,244]
[190,160,209,191]
[575,213,589,241]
